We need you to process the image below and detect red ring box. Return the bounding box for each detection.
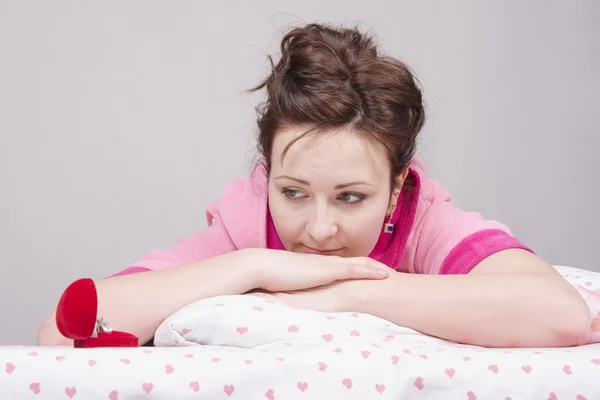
[56,278,138,348]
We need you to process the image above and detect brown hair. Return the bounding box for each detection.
[247,22,426,191]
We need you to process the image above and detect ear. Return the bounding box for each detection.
[391,168,409,195]
[398,168,409,188]
[387,168,409,215]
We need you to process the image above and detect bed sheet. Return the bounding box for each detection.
[3,305,599,399]
[2,342,599,399]
[2,265,599,399]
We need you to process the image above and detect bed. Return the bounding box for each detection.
[2,266,599,399]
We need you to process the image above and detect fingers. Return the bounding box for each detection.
[333,259,389,280]
[246,292,274,299]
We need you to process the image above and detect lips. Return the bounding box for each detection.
[301,245,344,256]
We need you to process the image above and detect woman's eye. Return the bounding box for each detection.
[282,189,305,200]
[339,192,365,204]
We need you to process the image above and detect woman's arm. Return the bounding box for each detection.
[37,248,389,347]
[353,249,591,347]
[37,250,259,346]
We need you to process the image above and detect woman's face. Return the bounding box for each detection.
[268,126,395,257]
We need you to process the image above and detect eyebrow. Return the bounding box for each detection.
[274,175,373,189]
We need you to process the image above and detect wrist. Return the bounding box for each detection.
[349,271,401,314]
[228,248,266,292]
[341,279,378,313]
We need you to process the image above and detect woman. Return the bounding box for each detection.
[37,23,591,348]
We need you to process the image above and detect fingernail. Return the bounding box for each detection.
[377,269,388,277]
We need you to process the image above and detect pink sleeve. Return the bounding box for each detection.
[412,182,535,275]
[107,217,238,277]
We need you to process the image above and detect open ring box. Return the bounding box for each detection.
[55,278,139,348]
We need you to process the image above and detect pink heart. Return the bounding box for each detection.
[108,390,119,400]
[236,326,248,335]
[182,328,192,335]
[386,335,395,339]
[244,360,253,365]
[165,364,175,374]
[326,316,336,320]
[350,329,360,336]
[584,281,593,286]
[463,357,471,361]
[467,391,477,400]
[322,334,333,342]
[534,351,542,355]
[577,395,587,400]
[361,351,371,359]
[174,340,180,345]
[591,358,600,366]
[214,303,225,307]
[276,358,285,362]
[184,353,193,358]
[55,356,66,361]
[351,313,359,318]
[391,355,399,365]
[5,362,15,374]
[402,349,411,354]
[297,382,308,392]
[142,383,153,394]
[333,348,342,353]
[224,385,235,396]
[563,365,572,375]
[252,306,263,311]
[342,378,353,389]
[445,368,455,378]
[265,388,275,400]
[143,350,153,354]
[413,377,424,390]
[120,359,130,365]
[288,325,299,333]
[375,384,386,394]
[505,397,512,400]
[29,382,40,395]
[211,358,221,363]
[521,365,532,374]
[548,393,557,400]
[65,387,77,398]
[318,362,327,371]
[488,364,499,374]
[28,352,38,356]
[419,354,428,359]
[189,382,200,392]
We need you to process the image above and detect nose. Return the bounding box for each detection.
[306,202,338,242]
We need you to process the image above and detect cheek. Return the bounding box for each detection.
[342,212,386,256]
[268,190,302,249]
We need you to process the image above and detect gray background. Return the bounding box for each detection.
[1,1,598,345]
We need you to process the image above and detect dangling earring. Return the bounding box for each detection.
[384,188,401,234]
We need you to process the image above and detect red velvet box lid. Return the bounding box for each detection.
[55,278,138,348]
[56,278,99,340]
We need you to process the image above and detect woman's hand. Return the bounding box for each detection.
[249,281,362,313]
[241,248,389,293]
